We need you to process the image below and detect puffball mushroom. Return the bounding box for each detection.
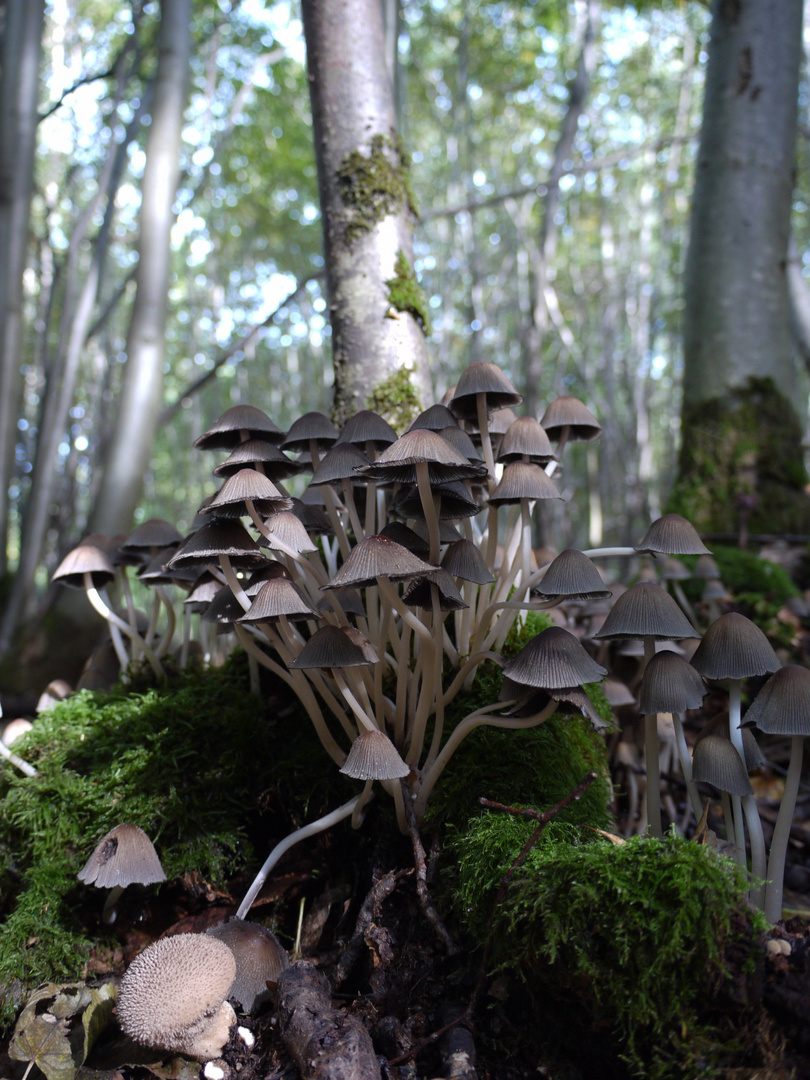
[117,933,237,1061]
[78,823,166,924]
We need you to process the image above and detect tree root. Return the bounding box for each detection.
[275,960,382,1079]
[334,867,411,987]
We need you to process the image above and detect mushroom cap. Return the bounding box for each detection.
[289,624,379,669]
[78,823,166,888]
[356,428,488,485]
[52,544,117,589]
[310,442,371,485]
[323,535,436,589]
[199,469,293,519]
[532,548,611,601]
[697,714,767,772]
[441,539,496,585]
[635,514,711,557]
[206,920,289,1012]
[121,518,184,553]
[448,361,523,419]
[488,461,562,504]
[539,396,601,441]
[691,735,753,797]
[339,729,410,780]
[335,409,398,449]
[237,578,321,623]
[213,440,304,481]
[593,582,700,641]
[690,612,781,681]
[167,520,267,570]
[401,569,468,611]
[502,626,608,690]
[638,651,707,715]
[194,405,285,450]
[280,410,339,452]
[497,416,557,465]
[259,511,319,555]
[407,403,459,432]
[117,933,237,1060]
[743,665,810,736]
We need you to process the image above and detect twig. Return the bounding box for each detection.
[333,867,411,986]
[401,778,460,955]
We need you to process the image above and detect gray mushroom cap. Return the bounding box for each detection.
[78,824,166,889]
[207,920,290,1012]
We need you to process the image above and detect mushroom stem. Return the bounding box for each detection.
[727,680,755,874]
[415,461,441,567]
[671,711,703,822]
[0,736,38,778]
[84,578,164,678]
[102,884,125,925]
[351,779,375,829]
[414,698,558,819]
[235,793,364,920]
[476,393,496,485]
[764,733,804,922]
[642,637,662,838]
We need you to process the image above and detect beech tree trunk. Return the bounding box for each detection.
[673,0,810,535]
[302,0,430,426]
[89,0,191,536]
[0,0,46,575]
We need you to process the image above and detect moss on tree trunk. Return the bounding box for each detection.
[668,377,810,536]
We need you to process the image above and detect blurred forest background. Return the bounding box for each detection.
[1,0,809,663]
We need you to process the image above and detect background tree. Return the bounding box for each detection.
[671,0,810,538]
[301,0,430,424]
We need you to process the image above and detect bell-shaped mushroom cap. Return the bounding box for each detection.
[237,578,321,623]
[540,396,601,442]
[121,519,183,553]
[356,428,488,485]
[697,714,767,772]
[401,569,468,611]
[288,624,378,668]
[259,511,319,555]
[635,514,711,557]
[280,411,339,452]
[213,439,304,481]
[316,587,366,617]
[117,933,237,1061]
[691,735,754,797]
[199,469,293,519]
[391,480,481,521]
[207,920,289,1012]
[167,520,267,571]
[441,539,496,584]
[488,461,562,504]
[690,612,780,681]
[339,729,410,780]
[533,548,611,601]
[448,361,523,419]
[436,424,482,462]
[78,823,166,888]
[694,554,722,580]
[194,404,285,450]
[52,544,117,589]
[336,409,398,449]
[323,535,436,590]
[497,415,557,465]
[407,403,458,432]
[601,677,637,708]
[638,651,707,715]
[594,582,700,641]
[379,521,431,558]
[310,442,371,485]
[498,680,609,732]
[661,557,691,581]
[502,626,608,690]
[743,665,810,736]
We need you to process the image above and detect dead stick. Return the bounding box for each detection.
[334,867,411,986]
[401,778,460,955]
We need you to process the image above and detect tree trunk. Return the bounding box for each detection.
[673,0,810,536]
[302,0,430,428]
[0,0,46,575]
[89,0,191,536]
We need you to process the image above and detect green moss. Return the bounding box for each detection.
[365,363,422,431]
[682,544,798,622]
[386,250,431,334]
[668,376,810,535]
[336,133,417,243]
[0,655,352,1031]
[449,822,766,1077]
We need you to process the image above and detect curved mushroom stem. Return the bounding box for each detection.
[84,578,164,678]
[764,733,803,922]
[351,779,375,829]
[671,711,703,822]
[0,732,38,777]
[476,393,496,484]
[728,679,764,879]
[235,793,364,920]
[414,698,558,820]
[415,460,441,566]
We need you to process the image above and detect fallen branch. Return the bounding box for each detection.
[333,867,411,987]
[275,960,382,1080]
[401,778,460,955]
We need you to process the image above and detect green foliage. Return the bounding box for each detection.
[365,363,423,430]
[337,134,417,242]
[386,250,432,333]
[0,655,352,1031]
[680,543,798,622]
[449,822,766,1077]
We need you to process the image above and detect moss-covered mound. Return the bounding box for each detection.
[448,819,767,1078]
[0,656,352,1030]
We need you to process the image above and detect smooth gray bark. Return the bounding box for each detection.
[302,0,430,424]
[89,0,191,536]
[0,0,46,574]
[682,0,802,410]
